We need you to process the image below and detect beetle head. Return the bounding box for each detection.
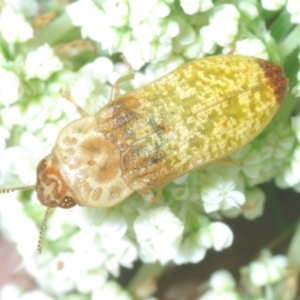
[36,154,77,209]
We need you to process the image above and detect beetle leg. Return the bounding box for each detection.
[138,186,164,204]
[155,185,164,201]
[59,88,90,117]
[226,43,237,55]
[217,158,242,166]
[110,54,135,101]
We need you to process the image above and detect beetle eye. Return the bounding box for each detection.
[60,195,76,208]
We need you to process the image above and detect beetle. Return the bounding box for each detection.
[0,55,288,251]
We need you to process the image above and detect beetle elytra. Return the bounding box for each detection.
[0,55,288,251]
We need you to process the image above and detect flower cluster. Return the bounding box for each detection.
[0,0,299,299]
[199,250,291,300]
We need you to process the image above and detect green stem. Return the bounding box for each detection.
[279,25,300,58]
[127,262,165,299]
[271,48,300,126]
[31,12,76,47]
[269,9,293,41]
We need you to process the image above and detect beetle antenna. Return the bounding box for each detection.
[0,185,36,193]
[38,207,51,254]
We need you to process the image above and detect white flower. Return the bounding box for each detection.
[0,192,39,259]
[4,0,39,18]
[237,1,259,20]
[163,19,180,38]
[261,0,286,11]
[100,211,128,238]
[24,44,63,80]
[92,281,132,300]
[134,207,184,264]
[174,233,206,264]
[232,39,268,60]
[222,187,266,220]
[132,22,162,42]
[199,290,240,300]
[67,0,130,53]
[292,70,300,97]
[275,143,300,188]
[180,0,213,15]
[0,146,35,185]
[102,0,129,27]
[201,174,245,213]
[38,250,108,294]
[287,0,300,24]
[200,4,240,47]
[123,41,152,70]
[242,188,266,220]
[104,237,138,271]
[89,56,114,83]
[0,7,33,43]
[0,284,21,300]
[66,0,102,29]
[19,290,54,300]
[264,123,295,160]
[232,144,260,174]
[170,184,194,201]
[0,68,23,106]
[199,271,239,300]
[176,25,196,46]
[0,126,9,152]
[73,208,128,240]
[68,56,114,114]
[291,115,300,143]
[66,208,137,276]
[129,0,171,26]
[236,123,294,187]
[0,284,56,300]
[182,35,216,59]
[248,250,288,287]
[200,222,234,251]
[249,255,288,286]
[209,270,236,290]
[70,73,95,107]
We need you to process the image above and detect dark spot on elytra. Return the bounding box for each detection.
[109,95,140,116]
[151,152,164,164]
[158,122,170,133]
[87,159,96,166]
[257,59,288,104]
[136,151,165,169]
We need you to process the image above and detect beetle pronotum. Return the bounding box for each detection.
[0,55,288,252]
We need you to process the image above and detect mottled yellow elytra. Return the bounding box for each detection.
[1,55,288,211]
